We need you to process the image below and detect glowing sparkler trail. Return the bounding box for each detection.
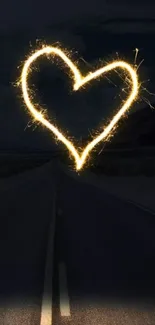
[20,45,139,171]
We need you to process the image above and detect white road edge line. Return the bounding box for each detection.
[40,188,57,325]
[127,200,155,216]
[59,262,71,317]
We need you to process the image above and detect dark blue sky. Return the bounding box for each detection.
[0,1,155,152]
[0,1,154,32]
[0,0,106,31]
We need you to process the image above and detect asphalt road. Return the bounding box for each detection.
[0,161,58,325]
[1,160,155,325]
[53,170,155,325]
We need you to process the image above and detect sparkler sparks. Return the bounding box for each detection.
[20,45,139,171]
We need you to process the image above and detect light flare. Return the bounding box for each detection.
[20,45,139,171]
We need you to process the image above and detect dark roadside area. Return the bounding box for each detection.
[0,159,58,325]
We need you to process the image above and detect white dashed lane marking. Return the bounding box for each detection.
[59,262,71,317]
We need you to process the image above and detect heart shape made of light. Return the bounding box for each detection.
[20,46,139,170]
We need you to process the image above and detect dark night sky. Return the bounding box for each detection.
[0,1,154,32]
[0,0,155,152]
[0,0,109,32]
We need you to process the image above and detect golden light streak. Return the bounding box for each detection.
[134,47,139,65]
[133,48,155,111]
[20,45,139,171]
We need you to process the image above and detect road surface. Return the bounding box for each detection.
[52,169,155,325]
[1,160,155,325]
